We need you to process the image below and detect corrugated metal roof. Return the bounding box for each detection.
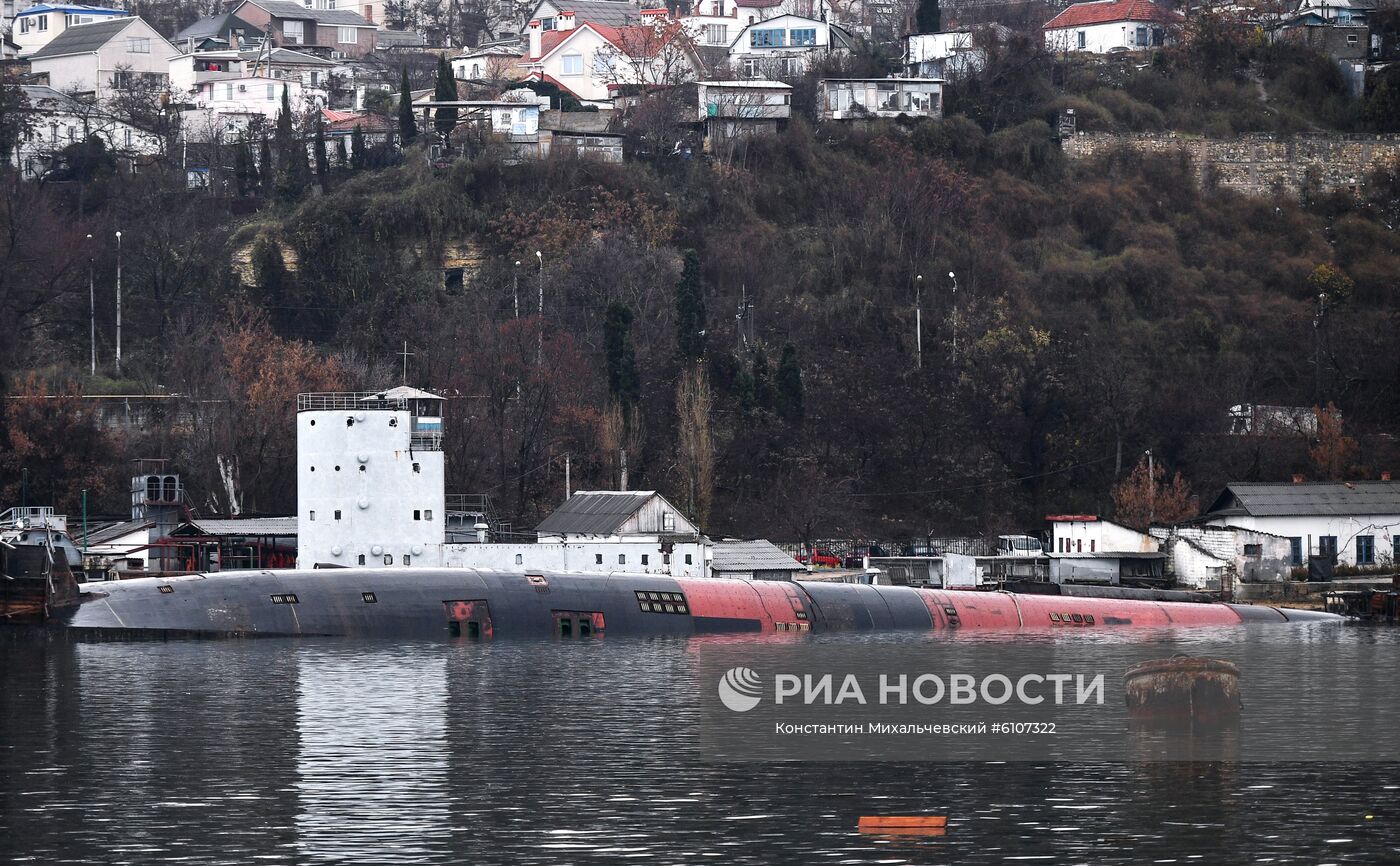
[535,491,655,535]
[239,46,335,65]
[85,519,154,546]
[1209,482,1400,517]
[712,539,804,572]
[28,17,136,60]
[375,29,427,48]
[246,0,374,26]
[179,517,298,536]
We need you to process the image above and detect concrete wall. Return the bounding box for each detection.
[1205,514,1400,567]
[1049,518,1157,554]
[1062,132,1400,197]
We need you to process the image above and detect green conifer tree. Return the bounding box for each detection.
[350,124,366,170]
[604,301,641,407]
[675,249,706,362]
[775,343,804,424]
[398,67,418,145]
[434,54,458,141]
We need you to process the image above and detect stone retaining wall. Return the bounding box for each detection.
[1062,132,1400,196]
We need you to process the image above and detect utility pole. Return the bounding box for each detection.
[736,285,746,350]
[87,234,96,375]
[114,230,123,376]
[1313,292,1328,404]
[564,454,571,501]
[914,273,923,371]
[512,259,520,320]
[619,449,628,492]
[398,341,414,384]
[948,271,957,361]
[82,489,89,553]
[1146,449,1155,525]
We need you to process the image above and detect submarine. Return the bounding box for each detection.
[54,568,1341,640]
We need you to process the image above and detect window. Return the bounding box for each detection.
[540,16,556,30]
[283,19,304,42]
[635,591,689,614]
[66,14,93,26]
[403,555,411,566]
[266,84,277,100]
[1347,33,1358,45]
[358,554,366,565]
[383,554,393,565]
[124,129,132,146]
[641,554,649,566]
[127,37,151,53]
[424,510,433,521]
[1076,539,1082,553]
[1319,536,1338,560]
[592,53,613,75]
[514,553,523,565]
[19,18,28,33]
[618,554,626,565]
[663,553,671,565]
[561,53,583,75]
[750,28,784,47]
[412,462,420,473]
[1357,535,1375,565]
[1393,535,1400,564]
[1090,539,1096,552]
[705,23,728,45]
[790,28,816,47]
[338,26,356,43]
[685,553,693,565]
[1135,26,1147,46]
[224,83,234,100]
[334,510,342,520]
[309,510,316,521]
[112,71,132,90]
[662,512,675,532]
[414,509,422,521]
[67,126,76,142]
[1076,30,1085,49]
[38,14,49,31]
[595,553,603,565]
[1290,538,1303,565]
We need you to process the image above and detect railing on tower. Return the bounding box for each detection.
[298,392,443,415]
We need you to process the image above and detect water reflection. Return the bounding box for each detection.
[294,645,450,863]
[0,631,1397,863]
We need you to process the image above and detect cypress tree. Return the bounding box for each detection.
[350,124,366,170]
[775,342,804,424]
[313,115,329,190]
[751,345,773,410]
[434,54,458,141]
[335,135,348,170]
[398,66,417,145]
[233,140,252,195]
[274,86,308,201]
[604,301,641,407]
[674,249,706,362]
[915,0,941,34]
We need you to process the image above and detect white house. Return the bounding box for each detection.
[817,77,944,120]
[10,84,164,177]
[1201,481,1400,568]
[523,10,704,103]
[12,2,126,57]
[905,25,1008,79]
[168,49,247,96]
[452,44,523,79]
[520,0,643,36]
[728,13,854,79]
[27,17,178,100]
[696,79,790,147]
[1047,514,1158,555]
[1043,0,1182,54]
[181,76,323,139]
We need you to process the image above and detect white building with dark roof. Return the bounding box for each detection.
[12,3,126,56]
[27,16,177,99]
[1202,480,1400,567]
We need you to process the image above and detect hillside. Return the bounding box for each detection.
[2,33,1398,544]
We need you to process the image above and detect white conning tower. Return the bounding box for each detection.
[296,387,447,569]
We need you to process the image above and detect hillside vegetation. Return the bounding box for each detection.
[2,32,1398,543]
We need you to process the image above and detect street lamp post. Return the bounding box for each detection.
[914,273,923,371]
[949,271,958,360]
[512,260,521,320]
[535,250,543,363]
[114,230,123,376]
[87,233,95,375]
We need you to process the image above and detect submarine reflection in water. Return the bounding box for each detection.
[57,568,1342,639]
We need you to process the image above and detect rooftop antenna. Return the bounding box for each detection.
[398,340,414,384]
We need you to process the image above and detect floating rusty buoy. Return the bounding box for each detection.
[1124,655,1241,723]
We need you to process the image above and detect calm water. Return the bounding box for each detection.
[2,629,1398,864]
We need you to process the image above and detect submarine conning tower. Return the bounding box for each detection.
[296,388,447,569]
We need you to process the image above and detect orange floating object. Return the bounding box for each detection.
[857,815,948,830]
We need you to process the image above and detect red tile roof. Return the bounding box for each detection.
[529,21,688,62]
[1044,0,1182,29]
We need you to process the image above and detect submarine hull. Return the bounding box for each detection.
[48,568,1342,640]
